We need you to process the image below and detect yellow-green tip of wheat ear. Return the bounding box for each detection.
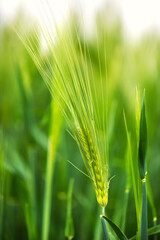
[78,128,108,208]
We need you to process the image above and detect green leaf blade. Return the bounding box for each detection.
[101,215,128,240]
[129,224,160,240]
[138,92,147,180]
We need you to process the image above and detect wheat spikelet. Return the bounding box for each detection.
[77,127,108,208]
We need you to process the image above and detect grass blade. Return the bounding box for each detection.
[0,136,4,239]
[101,215,128,240]
[65,178,74,239]
[42,100,63,240]
[130,224,160,239]
[138,91,147,180]
[138,91,148,240]
[123,111,140,228]
[146,175,157,240]
[140,180,148,240]
[148,225,160,237]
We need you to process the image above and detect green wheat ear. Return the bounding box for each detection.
[18,9,109,209]
[77,128,108,208]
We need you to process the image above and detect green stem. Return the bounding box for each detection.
[42,145,55,240]
[42,101,62,240]
[0,150,4,239]
[153,218,158,240]
[146,175,157,240]
[100,208,109,240]
[140,179,148,240]
[28,150,38,240]
[100,214,109,240]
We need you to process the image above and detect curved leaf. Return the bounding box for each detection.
[138,91,147,180]
[130,224,160,240]
[101,215,128,240]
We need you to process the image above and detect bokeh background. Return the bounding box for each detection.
[0,1,160,239]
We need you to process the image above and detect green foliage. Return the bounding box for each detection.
[0,6,160,240]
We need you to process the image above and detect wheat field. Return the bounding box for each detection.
[0,5,160,240]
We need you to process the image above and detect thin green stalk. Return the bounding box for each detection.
[42,152,55,240]
[124,112,140,228]
[146,175,157,240]
[94,216,102,240]
[121,142,132,231]
[24,203,37,240]
[0,141,4,239]
[101,215,109,240]
[140,179,148,240]
[42,101,62,240]
[65,178,74,239]
[101,208,109,239]
[138,91,148,240]
[28,149,38,240]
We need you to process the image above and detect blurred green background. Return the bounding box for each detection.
[0,7,160,240]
